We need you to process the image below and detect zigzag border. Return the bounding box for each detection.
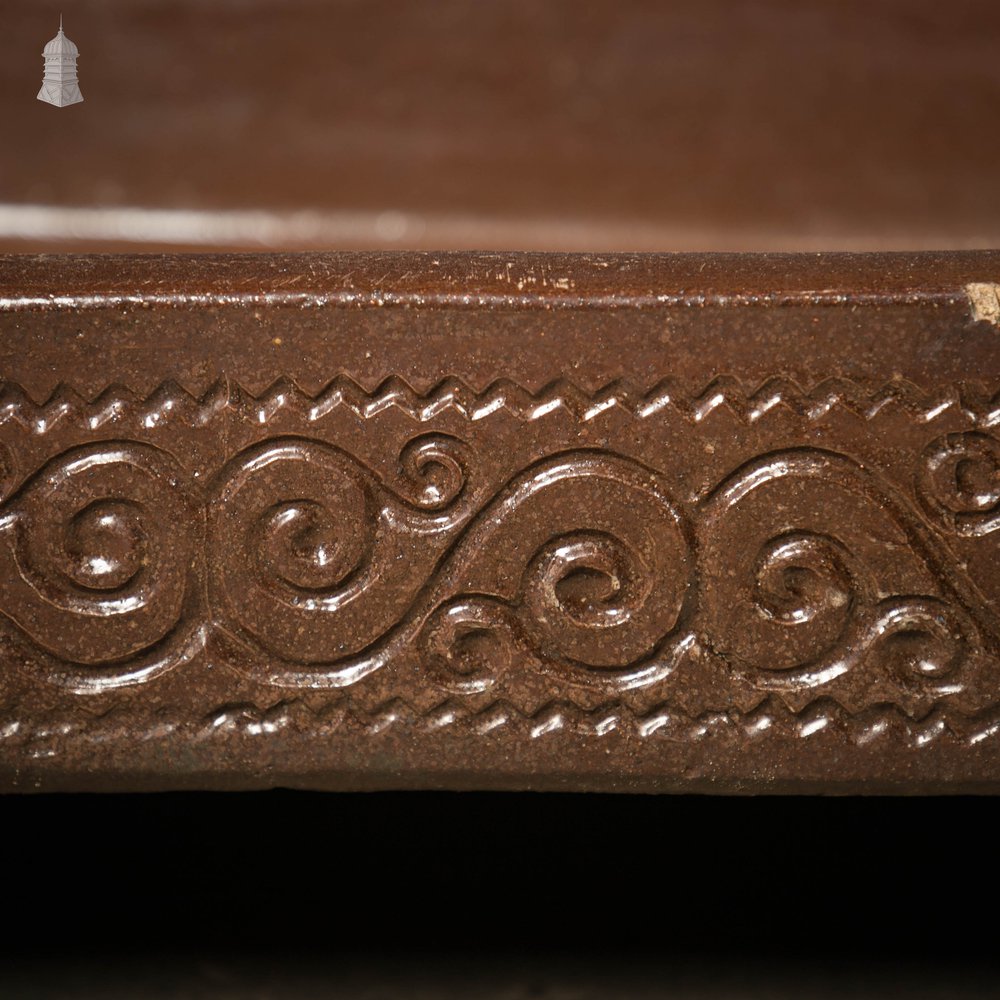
[1,375,999,434]
[8,697,1000,755]
[196,696,1000,748]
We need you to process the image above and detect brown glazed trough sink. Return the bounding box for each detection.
[0,250,998,793]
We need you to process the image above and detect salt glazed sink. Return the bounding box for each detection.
[0,250,998,792]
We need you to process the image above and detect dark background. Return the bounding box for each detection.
[1,792,998,996]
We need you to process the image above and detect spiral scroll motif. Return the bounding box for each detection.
[395,433,472,515]
[420,597,516,694]
[207,434,477,686]
[0,442,204,690]
[918,432,1000,537]
[417,452,697,693]
[699,449,989,709]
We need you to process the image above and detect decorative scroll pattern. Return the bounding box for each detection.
[1,377,1000,746]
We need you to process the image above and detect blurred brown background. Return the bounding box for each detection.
[1,0,999,252]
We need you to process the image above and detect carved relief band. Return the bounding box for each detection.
[1,251,999,792]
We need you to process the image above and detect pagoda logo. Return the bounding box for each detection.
[38,16,83,107]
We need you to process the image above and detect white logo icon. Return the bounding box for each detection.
[38,16,83,107]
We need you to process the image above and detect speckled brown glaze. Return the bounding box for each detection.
[1,251,999,792]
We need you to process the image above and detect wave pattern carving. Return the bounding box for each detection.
[207,443,696,690]
[1,420,999,738]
